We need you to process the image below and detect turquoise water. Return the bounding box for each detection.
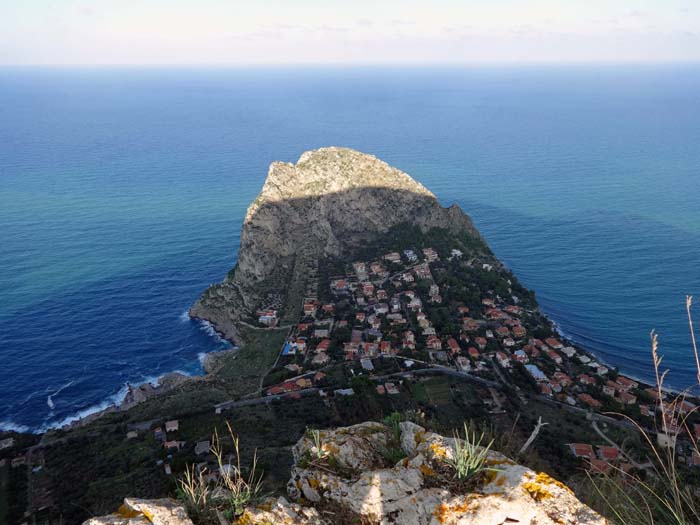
[1,65,699,431]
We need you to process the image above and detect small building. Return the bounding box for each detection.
[165,420,179,433]
[495,351,511,368]
[164,440,183,451]
[525,364,546,382]
[616,376,639,391]
[296,378,313,389]
[545,338,563,349]
[513,349,528,363]
[385,382,400,395]
[618,391,637,405]
[456,356,471,371]
[597,446,620,461]
[312,352,330,366]
[569,443,594,459]
[335,388,355,396]
[561,346,577,358]
[426,335,442,350]
[360,358,375,371]
[546,349,563,365]
[446,338,460,355]
[578,374,596,385]
[578,393,602,409]
[195,440,211,456]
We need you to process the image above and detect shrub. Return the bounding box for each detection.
[446,423,498,482]
[177,422,262,523]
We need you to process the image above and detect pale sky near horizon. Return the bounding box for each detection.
[2,0,699,66]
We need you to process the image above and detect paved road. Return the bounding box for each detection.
[214,387,320,413]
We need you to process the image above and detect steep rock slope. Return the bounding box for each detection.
[190,147,483,341]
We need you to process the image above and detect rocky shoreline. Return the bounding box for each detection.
[56,319,241,433]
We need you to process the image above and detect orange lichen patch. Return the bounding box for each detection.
[522,472,569,502]
[321,443,340,455]
[414,431,425,445]
[116,504,142,519]
[495,474,507,487]
[402,458,410,467]
[420,463,437,477]
[432,500,474,524]
[308,477,321,489]
[522,479,552,501]
[433,502,451,524]
[235,511,255,525]
[429,442,448,459]
[533,471,572,494]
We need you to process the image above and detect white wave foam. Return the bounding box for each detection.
[38,383,132,432]
[37,370,196,433]
[179,310,191,323]
[196,319,232,347]
[47,380,76,410]
[0,420,31,433]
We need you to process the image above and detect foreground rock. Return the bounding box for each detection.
[279,421,607,525]
[83,498,193,525]
[85,422,606,525]
[190,147,485,340]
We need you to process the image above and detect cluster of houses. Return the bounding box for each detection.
[143,419,210,477]
[568,442,627,474]
[260,243,646,414]
[253,241,700,469]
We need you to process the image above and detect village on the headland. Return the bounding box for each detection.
[4,234,700,524]
[252,241,700,475]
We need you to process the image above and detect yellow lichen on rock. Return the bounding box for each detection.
[116,504,142,519]
[429,442,448,459]
[420,463,437,477]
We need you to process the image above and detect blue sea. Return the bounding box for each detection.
[1,65,699,431]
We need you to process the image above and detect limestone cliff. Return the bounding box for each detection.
[190,147,483,341]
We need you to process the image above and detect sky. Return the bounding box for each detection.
[1,0,699,66]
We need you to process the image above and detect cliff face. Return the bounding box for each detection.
[190,147,482,340]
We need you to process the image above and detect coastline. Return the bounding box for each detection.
[0,317,240,435]
[2,272,688,437]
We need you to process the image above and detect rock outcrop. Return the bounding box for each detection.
[190,147,483,341]
[86,422,607,525]
[245,421,607,525]
[83,498,193,525]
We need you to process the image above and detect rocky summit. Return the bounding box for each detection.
[190,147,482,342]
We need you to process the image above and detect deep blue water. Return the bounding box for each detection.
[1,65,699,431]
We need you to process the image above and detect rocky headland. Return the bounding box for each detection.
[189,147,484,342]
